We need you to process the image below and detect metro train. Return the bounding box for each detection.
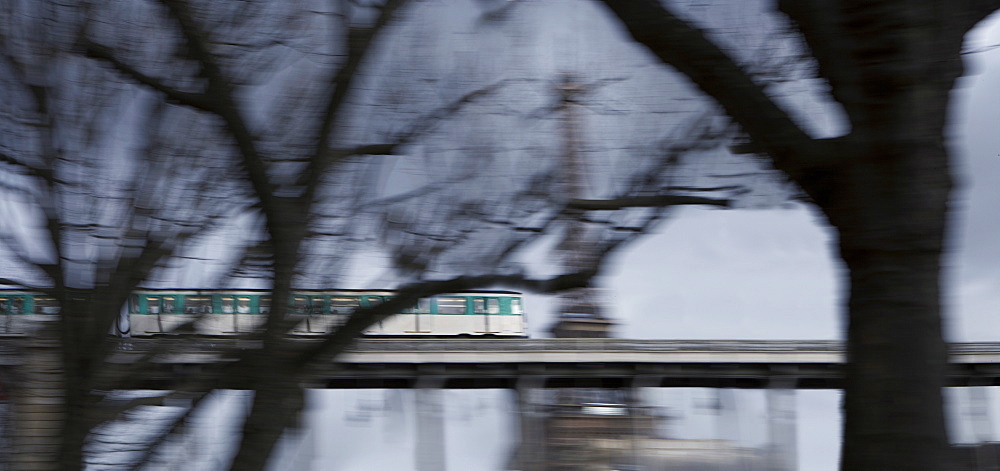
[0,289,527,337]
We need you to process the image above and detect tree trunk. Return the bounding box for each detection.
[57,304,102,471]
[11,327,66,471]
[839,245,950,470]
[228,383,305,471]
[58,394,89,471]
[228,211,307,471]
[825,141,954,470]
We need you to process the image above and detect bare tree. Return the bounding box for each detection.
[0,0,531,468]
[2,1,793,470]
[0,1,597,469]
[590,1,1000,470]
[0,1,258,465]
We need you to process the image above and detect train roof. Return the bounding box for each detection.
[0,288,523,294]
[128,288,524,295]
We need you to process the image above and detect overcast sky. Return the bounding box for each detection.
[20,1,992,469]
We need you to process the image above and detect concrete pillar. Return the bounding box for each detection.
[765,379,798,471]
[508,378,547,471]
[714,388,739,443]
[967,385,994,443]
[415,388,446,471]
[965,385,999,470]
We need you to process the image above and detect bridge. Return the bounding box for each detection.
[88,338,1000,389]
[90,338,1000,471]
[7,337,1000,470]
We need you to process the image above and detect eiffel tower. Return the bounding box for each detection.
[548,73,614,339]
[509,75,655,471]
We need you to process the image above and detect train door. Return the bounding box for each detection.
[221,296,239,333]
[33,297,60,314]
[407,298,431,333]
[330,296,359,329]
[509,297,525,335]
[473,297,500,334]
[0,297,11,334]
[364,296,385,334]
[435,296,468,335]
[309,296,326,333]
[291,296,309,333]
[10,297,23,314]
[258,297,271,315]
[151,296,178,333]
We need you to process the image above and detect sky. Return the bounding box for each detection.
[5,1,993,470]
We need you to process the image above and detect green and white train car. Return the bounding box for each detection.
[1,289,527,337]
[0,291,69,335]
[126,289,526,336]
[0,291,61,315]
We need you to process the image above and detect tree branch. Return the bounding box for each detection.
[0,277,33,289]
[777,1,863,123]
[377,79,515,150]
[0,149,52,181]
[567,195,730,211]
[121,392,210,471]
[84,40,215,112]
[0,229,56,288]
[311,0,412,174]
[961,1,1000,30]
[158,0,279,222]
[595,0,830,179]
[91,391,197,427]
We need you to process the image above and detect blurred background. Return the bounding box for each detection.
[1,0,998,470]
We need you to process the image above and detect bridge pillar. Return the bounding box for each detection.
[961,383,1000,470]
[509,377,548,471]
[967,382,995,443]
[765,378,798,471]
[415,379,447,471]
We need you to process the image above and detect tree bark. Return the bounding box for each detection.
[228,383,305,471]
[840,245,950,470]
[825,140,954,470]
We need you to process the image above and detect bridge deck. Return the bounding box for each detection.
[90,338,1000,389]
[6,337,1000,389]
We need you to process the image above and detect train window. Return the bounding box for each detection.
[237,297,251,314]
[330,297,359,314]
[0,297,7,313]
[34,297,60,314]
[11,298,23,314]
[185,296,212,314]
[365,296,383,308]
[146,297,161,314]
[130,294,139,314]
[293,296,308,314]
[404,298,430,314]
[511,298,523,315]
[473,298,501,314]
[221,297,235,314]
[259,297,271,314]
[163,297,176,314]
[437,297,466,314]
[310,296,325,314]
